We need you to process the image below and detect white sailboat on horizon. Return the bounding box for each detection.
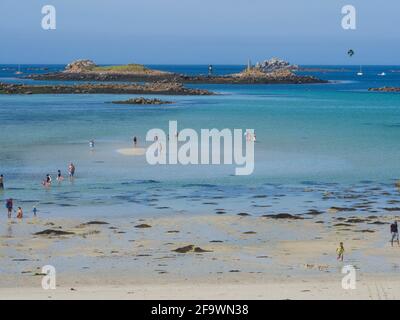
[15,64,23,75]
[357,65,363,76]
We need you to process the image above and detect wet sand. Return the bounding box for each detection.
[1,212,400,299]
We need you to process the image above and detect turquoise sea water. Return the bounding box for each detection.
[1,65,400,218]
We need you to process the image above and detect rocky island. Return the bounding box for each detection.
[26,58,327,84]
[0,82,213,95]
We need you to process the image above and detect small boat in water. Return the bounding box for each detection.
[378,72,386,76]
[357,65,363,76]
[15,64,23,75]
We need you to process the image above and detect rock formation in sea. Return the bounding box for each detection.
[253,57,298,73]
[65,59,97,73]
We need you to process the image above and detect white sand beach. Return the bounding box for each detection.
[116,147,146,156]
[1,213,400,299]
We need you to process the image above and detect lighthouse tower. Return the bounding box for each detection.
[247,59,252,71]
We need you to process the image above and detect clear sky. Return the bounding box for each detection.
[0,0,398,65]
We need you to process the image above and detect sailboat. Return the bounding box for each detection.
[15,64,23,75]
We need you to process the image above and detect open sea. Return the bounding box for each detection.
[1,64,400,219]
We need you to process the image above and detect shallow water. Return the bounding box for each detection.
[1,65,400,218]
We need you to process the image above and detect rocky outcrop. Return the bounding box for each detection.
[0,82,214,95]
[111,97,173,105]
[34,229,75,236]
[230,68,323,84]
[65,59,96,72]
[262,213,304,220]
[369,87,400,92]
[254,57,298,73]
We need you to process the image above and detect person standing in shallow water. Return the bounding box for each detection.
[57,170,64,183]
[0,174,4,190]
[17,207,23,219]
[390,221,399,247]
[133,136,137,147]
[68,163,76,179]
[6,198,13,218]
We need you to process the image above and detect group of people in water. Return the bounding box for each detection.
[41,163,76,187]
[1,162,76,220]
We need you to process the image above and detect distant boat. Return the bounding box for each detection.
[357,65,363,76]
[378,72,386,76]
[15,64,23,75]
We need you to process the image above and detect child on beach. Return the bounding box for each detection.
[17,207,23,219]
[336,242,345,261]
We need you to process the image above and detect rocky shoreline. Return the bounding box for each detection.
[0,82,213,95]
[27,71,326,84]
[369,87,400,93]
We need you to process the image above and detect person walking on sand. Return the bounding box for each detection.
[133,136,137,147]
[68,163,76,179]
[89,139,95,149]
[33,206,37,217]
[0,174,4,190]
[390,221,399,247]
[17,207,23,219]
[336,242,345,261]
[6,198,13,218]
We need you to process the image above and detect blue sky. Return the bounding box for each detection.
[0,0,398,64]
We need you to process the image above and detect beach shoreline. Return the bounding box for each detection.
[1,211,400,299]
[1,275,399,300]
